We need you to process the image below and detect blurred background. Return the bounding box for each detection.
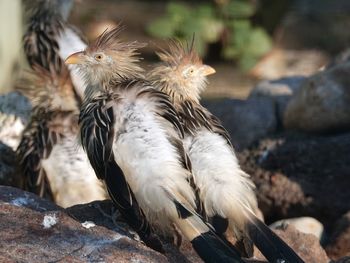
[3,0,350,96]
[1,1,350,261]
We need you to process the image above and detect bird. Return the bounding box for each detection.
[23,0,87,98]
[65,26,244,262]
[148,40,305,263]
[16,64,108,208]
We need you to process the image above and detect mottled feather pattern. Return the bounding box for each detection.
[180,100,233,148]
[79,86,164,250]
[24,11,65,73]
[16,108,77,199]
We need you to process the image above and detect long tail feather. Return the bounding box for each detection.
[171,197,244,263]
[240,202,305,263]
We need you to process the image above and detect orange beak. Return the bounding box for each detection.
[201,65,216,76]
[65,51,85,65]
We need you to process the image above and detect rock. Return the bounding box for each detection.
[0,186,269,263]
[0,91,31,149]
[249,76,305,124]
[0,186,168,263]
[270,217,324,240]
[275,0,350,54]
[238,132,350,225]
[256,225,329,263]
[284,62,350,133]
[250,48,328,80]
[0,142,20,187]
[203,97,277,150]
[325,211,350,260]
[333,257,350,263]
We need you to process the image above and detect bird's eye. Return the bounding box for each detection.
[189,68,194,74]
[94,54,103,60]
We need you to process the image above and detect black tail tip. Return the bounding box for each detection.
[191,231,244,263]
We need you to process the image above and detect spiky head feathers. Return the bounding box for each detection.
[16,65,78,111]
[150,40,215,103]
[66,26,146,85]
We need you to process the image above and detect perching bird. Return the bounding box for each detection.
[65,27,244,262]
[149,40,305,263]
[23,0,87,98]
[16,65,107,208]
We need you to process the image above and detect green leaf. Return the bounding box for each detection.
[200,18,224,43]
[222,0,257,18]
[146,18,177,38]
[245,27,272,56]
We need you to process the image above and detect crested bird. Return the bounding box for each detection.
[16,64,108,207]
[65,27,244,262]
[23,0,87,98]
[148,40,305,263]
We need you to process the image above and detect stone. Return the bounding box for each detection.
[256,225,329,263]
[250,48,329,80]
[284,62,350,133]
[238,132,350,226]
[249,76,305,124]
[0,186,270,263]
[203,97,277,150]
[0,186,168,263]
[333,257,350,263]
[0,91,31,149]
[325,211,350,260]
[270,217,324,240]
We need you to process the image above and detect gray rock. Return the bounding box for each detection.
[0,91,31,149]
[0,186,168,263]
[249,76,305,124]
[325,211,350,260]
[270,217,324,240]
[203,97,277,150]
[284,62,350,133]
[0,186,270,263]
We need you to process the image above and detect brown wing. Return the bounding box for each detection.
[16,108,60,200]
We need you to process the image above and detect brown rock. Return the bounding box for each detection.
[284,62,350,133]
[326,211,350,260]
[250,48,328,80]
[272,225,329,263]
[0,186,167,263]
[252,224,329,262]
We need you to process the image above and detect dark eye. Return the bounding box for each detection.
[95,54,103,60]
[189,68,194,74]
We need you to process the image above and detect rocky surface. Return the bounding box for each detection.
[0,186,169,263]
[0,91,31,150]
[270,217,324,240]
[254,225,329,263]
[238,132,350,227]
[1,186,333,263]
[325,211,350,260]
[249,76,305,125]
[203,97,277,150]
[250,48,328,80]
[284,62,350,133]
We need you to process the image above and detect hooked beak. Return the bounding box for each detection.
[65,51,85,65]
[201,65,216,76]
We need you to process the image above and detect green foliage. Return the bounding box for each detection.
[146,0,272,70]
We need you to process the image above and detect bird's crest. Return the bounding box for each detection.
[156,38,202,68]
[16,64,77,110]
[87,26,146,61]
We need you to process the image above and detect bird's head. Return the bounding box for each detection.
[65,26,145,86]
[150,40,215,103]
[16,65,79,112]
